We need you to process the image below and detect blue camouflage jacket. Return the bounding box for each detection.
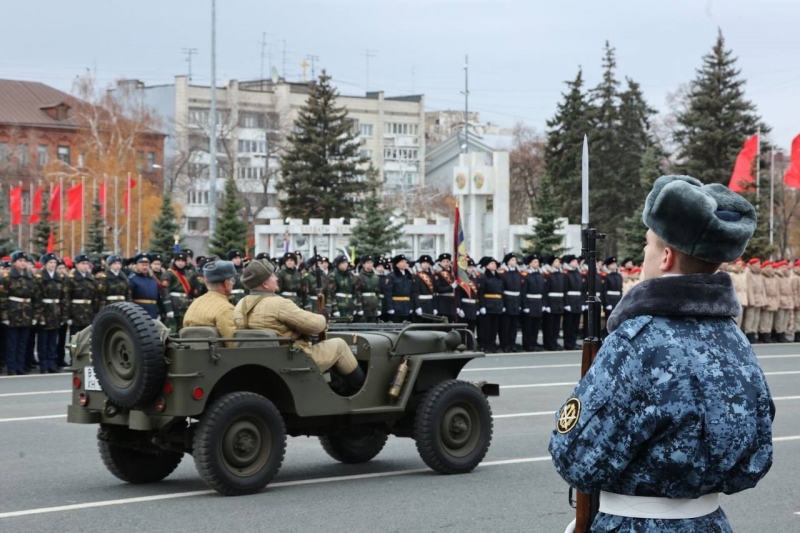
[549,272,774,532]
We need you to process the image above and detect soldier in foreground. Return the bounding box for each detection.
[183,260,237,345]
[550,175,774,532]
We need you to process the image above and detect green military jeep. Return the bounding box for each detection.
[67,302,498,496]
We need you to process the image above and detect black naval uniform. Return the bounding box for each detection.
[386,266,414,323]
[500,267,522,352]
[434,268,457,320]
[601,269,624,318]
[542,268,566,351]
[563,268,584,350]
[459,276,480,349]
[520,268,545,351]
[412,269,436,319]
[478,271,504,352]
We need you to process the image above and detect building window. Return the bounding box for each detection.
[57,145,70,164]
[188,107,209,125]
[136,150,144,171]
[384,122,419,136]
[0,142,7,165]
[359,124,374,138]
[147,151,155,172]
[188,219,198,231]
[239,111,264,129]
[37,145,48,168]
[359,149,372,159]
[17,144,28,168]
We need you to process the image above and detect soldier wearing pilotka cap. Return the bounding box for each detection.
[550,175,774,532]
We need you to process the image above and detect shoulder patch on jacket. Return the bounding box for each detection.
[615,314,653,340]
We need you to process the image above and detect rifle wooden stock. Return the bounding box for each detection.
[574,338,602,533]
[317,291,327,341]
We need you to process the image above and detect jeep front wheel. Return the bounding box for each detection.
[319,430,389,464]
[413,380,493,474]
[97,426,183,484]
[193,392,286,496]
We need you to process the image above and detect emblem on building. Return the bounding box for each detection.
[455,172,467,189]
[473,172,485,189]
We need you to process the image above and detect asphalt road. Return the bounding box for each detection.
[1,343,798,533]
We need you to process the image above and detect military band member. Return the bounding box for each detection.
[329,255,360,319]
[226,249,248,304]
[101,254,132,305]
[550,175,773,532]
[276,252,308,308]
[412,254,436,319]
[129,253,163,320]
[35,253,67,373]
[0,252,42,375]
[542,255,566,351]
[357,255,382,322]
[385,254,414,323]
[478,257,503,352]
[520,253,545,352]
[66,254,103,340]
[499,252,522,352]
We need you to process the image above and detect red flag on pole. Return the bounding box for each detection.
[49,183,61,220]
[452,202,472,298]
[29,186,43,224]
[46,231,54,253]
[123,178,136,213]
[784,134,800,189]
[66,183,83,221]
[9,186,22,226]
[728,134,759,193]
[99,180,107,216]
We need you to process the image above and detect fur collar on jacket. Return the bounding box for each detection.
[607,271,740,333]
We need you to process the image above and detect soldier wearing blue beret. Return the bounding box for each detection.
[550,175,774,532]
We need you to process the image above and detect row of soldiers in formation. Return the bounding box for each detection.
[0,248,253,375]
[273,250,645,353]
[725,258,800,343]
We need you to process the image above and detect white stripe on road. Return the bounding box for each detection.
[0,414,66,423]
[0,456,551,519]
[0,373,70,380]
[502,382,576,390]
[764,371,800,376]
[494,411,553,419]
[0,390,71,398]
[774,436,800,442]
[463,364,580,372]
[758,354,800,359]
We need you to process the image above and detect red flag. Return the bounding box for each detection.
[123,178,137,213]
[66,183,83,221]
[728,134,759,193]
[46,232,54,253]
[784,134,800,189]
[29,186,43,224]
[99,180,107,216]
[9,186,22,226]
[452,202,472,298]
[49,183,61,220]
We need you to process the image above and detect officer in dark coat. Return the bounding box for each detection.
[542,255,566,351]
[562,254,584,350]
[65,254,103,339]
[478,257,503,352]
[433,253,458,320]
[226,249,248,304]
[0,252,42,375]
[520,253,545,352]
[35,253,67,373]
[412,254,436,320]
[129,253,163,319]
[55,259,70,367]
[601,256,624,319]
[499,252,523,352]
[386,254,414,323]
[101,254,132,305]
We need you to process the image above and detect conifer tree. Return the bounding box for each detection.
[674,29,768,185]
[739,173,774,259]
[209,177,247,258]
[32,190,53,258]
[545,67,592,222]
[616,147,662,264]
[278,70,371,221]
[149,194,182,258]
[522,176,565,257]
[348,183,406,257]
[85,200,107,262]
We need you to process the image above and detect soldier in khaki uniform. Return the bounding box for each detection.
[183,260,237,347]
[792,260,800,343]
[727,258,748,328]
[758,261,779,343]
[743,258,766,343]
[0,252,42,375]
[234,259,365,394]
[774,260,793,342]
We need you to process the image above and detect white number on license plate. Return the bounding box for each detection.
[84,366,102,391]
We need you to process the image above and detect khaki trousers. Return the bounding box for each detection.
[758,310,775,334]
[775,309,790,334]
[793,310,800,334]
[307,338,358,374]
[743,306,761,334]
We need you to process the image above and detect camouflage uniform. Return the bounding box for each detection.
[277,265,308,308]
[358,269,382,321]
[230,271,248,305]
[305,266,331,313]
[0,266,42,374]
[100,269,132,305]
[66,271,103,330]
[160,266,197,330]
[549,273,774,532]
[328,268,360,318]
[35,268,68,372]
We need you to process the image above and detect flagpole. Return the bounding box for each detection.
[59,177,63,256]
[769,148,774,249]
[71,181,75,257]
[126,171,131,257]
[80,175,85,251]
[18,181,23,246]
[137,173,142,253]
[114,174,118,254]
[28,181,34,254]
[755,127,761,200]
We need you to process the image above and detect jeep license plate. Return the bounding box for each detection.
[84,367,102,391]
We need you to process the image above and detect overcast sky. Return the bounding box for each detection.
[3,0,799,151]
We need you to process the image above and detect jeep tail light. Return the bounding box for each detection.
[192,387,204,400]
[78,392,89,406]
[155,397,166,412]
[73,376,82,389]
[164,381,173,395]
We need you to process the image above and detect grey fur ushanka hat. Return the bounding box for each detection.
[643,175,757,263]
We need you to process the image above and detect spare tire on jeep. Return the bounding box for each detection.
[91,302,166,408]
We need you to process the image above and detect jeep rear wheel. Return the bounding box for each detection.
[413,380,493,474]
[319,430,388,464]
[91,302,166,408]
[193,392,286,496]
[97,426,183,484]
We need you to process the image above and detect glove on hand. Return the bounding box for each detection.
[357,310,364,316]
[433,309,438,316]
[2,320,9,326]
[502,308,506,313]
[387,310,395,315]
[564,306,571,312]
[67,319,73,325]
[333,311,341,318]
[32,319,37,326]
[166,311,175,319]
[377,310,381,316]
[415,307,423,316]
[451,282,458,288]
[542,307,550,313]
[606,305,612,311]
[479,308,486,315]
[457,308,465,318]
[581,305,588,312]
[523,308,530,314]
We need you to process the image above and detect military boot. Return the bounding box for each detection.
[344,366,366,396]
[746,333,757,344]
[795,332,800,343]
[759,333,771,344]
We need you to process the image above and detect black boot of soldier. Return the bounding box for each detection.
[745,333,757,344]
[759,333,771,344]
[344,366,366,396]
[795,332,800,343]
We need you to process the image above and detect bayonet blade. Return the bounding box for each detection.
[582,135,589,226]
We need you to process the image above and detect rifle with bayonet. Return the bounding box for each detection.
[568,135,605,533]
[313,246,327,341]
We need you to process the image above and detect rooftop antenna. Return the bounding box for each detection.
[411,65,417,94]
[461,55,469,153]
[282,39,287,78]
[182,47,198,81]
[260,32,268,89]
[307,55,320,79]
[364,49,377,92]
